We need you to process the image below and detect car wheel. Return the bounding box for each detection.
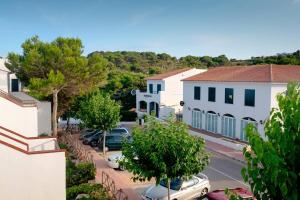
[200,188,208,196]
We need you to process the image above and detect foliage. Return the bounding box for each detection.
[121,115,210,200]
[6,36,108,135]
[77,91,120,155]
[66,161,96,187]
[241,83,300,200]
[66,183,109,200]
[120,110,137,121]
[77,91,120,131]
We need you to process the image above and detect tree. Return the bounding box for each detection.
[241,83,300,200]
[77,92,120,156]
[121,116,210,200]
[6,36,108,136]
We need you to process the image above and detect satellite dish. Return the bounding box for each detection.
[131,90,136,96]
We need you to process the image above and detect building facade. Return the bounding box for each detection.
[0,58,66,200]
[136,68,206,120]
[182,65,300,141]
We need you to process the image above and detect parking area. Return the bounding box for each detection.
[84,122,249,196]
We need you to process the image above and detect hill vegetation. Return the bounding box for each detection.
[89,50,300,120]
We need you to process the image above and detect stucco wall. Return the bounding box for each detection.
[270,83,287,109]
[0,71,8,92]
[0,96,38,137]
[0,144,66,200]
[183,81,272,139]
[37,101,52,135]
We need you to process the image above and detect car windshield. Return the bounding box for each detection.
[159,178,183,191]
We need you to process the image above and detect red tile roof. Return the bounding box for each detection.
[146,68,192,80]
[183,65,300,83]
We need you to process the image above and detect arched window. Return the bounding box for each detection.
[191,108,202,129]
[149,102,159,118]
[221,114,236,138]
[205,111,218,133]
[240,117,257,141]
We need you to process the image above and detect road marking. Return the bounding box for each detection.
[208,166,249,187]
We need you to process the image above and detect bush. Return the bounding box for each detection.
[67,162,96,187]
[120,110,137,121]
[66,183,109,200]
[59,142,68,150]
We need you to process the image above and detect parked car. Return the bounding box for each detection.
[82,131,103,147]
[109,127,130,135]
[107,152,124,169]
[98,132,132,151]
[201,188,254,200]
[142,173,210,200]
[79,129,96,140]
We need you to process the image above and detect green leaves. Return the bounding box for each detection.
[77,91,120,131]
[241,83,300,200]
[121,115,210,186]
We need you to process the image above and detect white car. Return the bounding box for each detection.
[142,173,210,200]
[106,152,124,169]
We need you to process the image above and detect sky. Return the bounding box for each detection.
[0,0,300,59]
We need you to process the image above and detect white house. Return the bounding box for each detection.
[182,65,300,141]
[0,58,66,200]
[136,68,206,120]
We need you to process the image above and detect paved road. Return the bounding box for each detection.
[203,149,249,191]
[118,122,249,194]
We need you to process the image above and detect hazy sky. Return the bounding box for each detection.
[0,0,299,59]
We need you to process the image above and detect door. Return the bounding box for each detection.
[206,112,218,133]
[240,119,257,141]
[222,116,236,138]
[11,79,19,92]
[192,109,202,129]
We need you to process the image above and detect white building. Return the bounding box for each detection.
[182,65,300,141]
[0,58,66,200]
[136,68,206,120]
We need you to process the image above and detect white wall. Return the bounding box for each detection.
[137,69,206,119]
[0,96,39,137]
[0,144,66,200]
[37,101,52,135]
[0,71,9,92]
[270,83,287,109]
[183,81,272,139]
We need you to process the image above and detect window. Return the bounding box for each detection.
[208,87,216,102]
[194,86,201,100]
[157,84,161,93]
[225,88,234,104]
[245,89,255,107]
[149,84,153,94]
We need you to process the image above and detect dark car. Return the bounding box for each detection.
[201,188,255,200]
[82,131,103,147]
[98,132,132,151]
[109,127,129,135]
[79,129,97,140]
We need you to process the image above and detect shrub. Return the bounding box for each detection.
[67,162,96,187]
[120,110,137,121]
[59,142,68,150]
[66,183,109,200]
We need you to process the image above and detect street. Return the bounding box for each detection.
[117,122,249,195]
[203,150,249,191]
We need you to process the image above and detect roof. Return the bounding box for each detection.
[146,68,192,80]
[183,65,300,83]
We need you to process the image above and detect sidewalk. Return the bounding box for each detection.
[189,128,246,164]
[83,145,143,200]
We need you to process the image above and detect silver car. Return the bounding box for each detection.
[142,173,210,200]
